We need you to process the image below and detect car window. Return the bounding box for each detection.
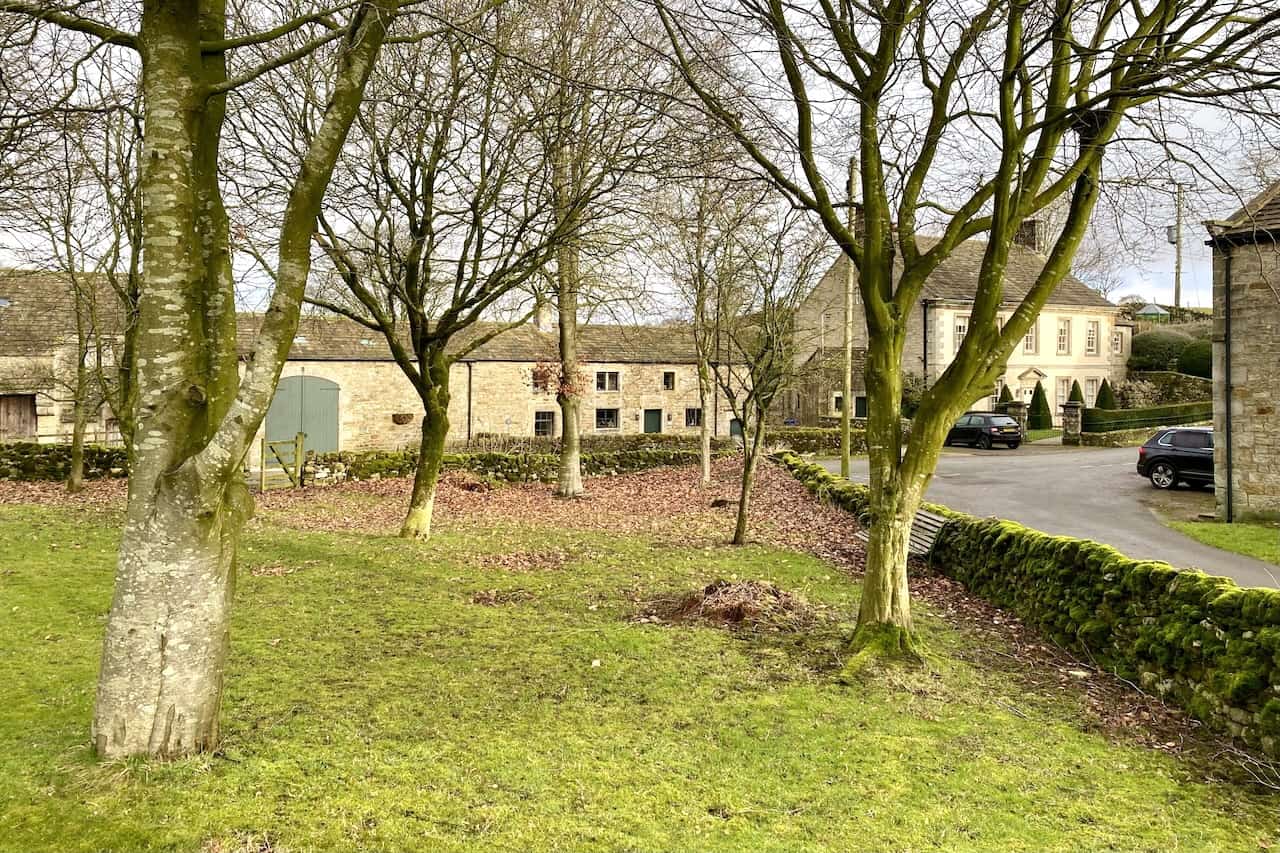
[1171,431,1209,449]
[1205,433,1214,449]
[954,415,973,427]
[1156,431,1174,446]
[990,415,1018,427]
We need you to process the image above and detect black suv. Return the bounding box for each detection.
[1136,426,1214,489]
[944,412,1023,450]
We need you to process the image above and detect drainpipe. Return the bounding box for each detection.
[466,361,473,442]
[1223,250,1234,523]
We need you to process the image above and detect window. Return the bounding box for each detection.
[1111,331,1124,354]
[833,393,843,412]
[1056,318,1071,355]
[1086,378,1098,406]
[1056,377,1071,409]
[954,315,969,355]
[534,411,555,437]
[594,408,619,431]
[1170,430,1210,449]
[662,371,675,391]
[685,407,703,428]
[1024,321,1038,354]
[1086,321,1099,355]
[595,371,619,391]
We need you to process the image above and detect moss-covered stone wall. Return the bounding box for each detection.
[773,451,1280,758]
[0,442,128,481]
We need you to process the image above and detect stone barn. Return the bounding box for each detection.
[1206,183,1280,521]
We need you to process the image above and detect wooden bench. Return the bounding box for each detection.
[853,507,950,558]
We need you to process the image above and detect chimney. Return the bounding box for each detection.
[1013,219,1045,253]
[532,300,555,333]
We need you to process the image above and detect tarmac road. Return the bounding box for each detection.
[820,444,1280,589]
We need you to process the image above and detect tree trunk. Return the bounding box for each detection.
[67,390,88,493]
[555,242,584,498]
[697,358,713,487]
[401,357,451,540]
[91,0,395,759]
[732,416,765,545]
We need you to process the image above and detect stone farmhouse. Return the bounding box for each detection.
[780,227,1131,426]
[244,314,739,454]
[1206,182,1280,521]
[0,271,123,443]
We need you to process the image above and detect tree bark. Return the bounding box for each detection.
[555,240,584,498]
[698,364,712,486]
[91,0,395,759]
[401,354,451,539]
[732,415,765,545]
[67,384,88,493]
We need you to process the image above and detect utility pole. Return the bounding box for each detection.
[1173,183,1183,312]
[841,156,857,479]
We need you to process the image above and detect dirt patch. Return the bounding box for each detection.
[641,579,819,632]
[470,588,534,606]
[475,549,571,573]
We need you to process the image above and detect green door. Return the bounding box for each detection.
[266,375,340,454]
[643,409,662,434]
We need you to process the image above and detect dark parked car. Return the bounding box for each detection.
[1136,426,1215,489]
[945,412,1023,450]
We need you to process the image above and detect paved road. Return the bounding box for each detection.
[820,444,1280,589]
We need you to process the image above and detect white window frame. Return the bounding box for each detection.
[594,407,620,431]
[1056,377,1071,409]
[595,371,619,392]
[1056,319,1071,355]
[662,371,675,391]
[1111,330,1124,354]
[1023,321,1038,355]
[1086,320,1099,356]
[534,410,555,437]
[1086,378,1099,406]
[954,315,969,355]
[685,407,702,428]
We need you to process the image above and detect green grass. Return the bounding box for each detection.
[1169,518,1280,565]
[1025,429,1063,443]
[1,504,1276,852]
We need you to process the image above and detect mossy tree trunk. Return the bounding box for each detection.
[555,232,584,498]
[84,0,396,759]
[732,410,766,546]
[401,351,451,540]
[698,362,713,486]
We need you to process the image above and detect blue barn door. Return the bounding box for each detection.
[266,375,340,454]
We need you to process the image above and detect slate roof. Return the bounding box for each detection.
[821,238,1115,309]
[237,313,701,364]
[0,269,122,358]
[1209,180,1280,239]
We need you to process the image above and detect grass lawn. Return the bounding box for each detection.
[1025,428,1063,443]
[1169,518,1280,566]
[1,488,1277,852]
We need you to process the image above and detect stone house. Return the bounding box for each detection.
[243,314,740,455]
[1206,183,1280,521]
[0,271,123,443]
[781,228,1129,426]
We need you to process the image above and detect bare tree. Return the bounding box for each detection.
[302,5,581,539]
[657,0,1280,655]
[713,201,828,545]
[0,0,411,759]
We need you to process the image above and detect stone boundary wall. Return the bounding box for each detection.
[0,442,128,481]
[774,451,1280,759]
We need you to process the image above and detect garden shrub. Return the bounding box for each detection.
[316,447,731,483]
[1128,328,1193,371]
[1068,380,1085,404]
[998,384,1014,405]
[458,432,734,454]
[772,450,1280,758]
[1094,378,1117,410]
[1176,339,1212,379]
[1081,400,1213,433]
[0,442,128,481]
[1028,381,1053,430]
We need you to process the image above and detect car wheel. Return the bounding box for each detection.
[977,434,992,450]
[1007,442,1021,450]
[1149,462,1177,490]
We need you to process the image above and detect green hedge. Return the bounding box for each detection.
[772,451,1280,758]
[458,432,736,454]
[1128,328,1193,371]
[1028,381,1053,430]
[1081,401,1213,433]
[315,447,729,484]
[0,442,128,481]
[770,424,912,455]
[1176,339,1213,379]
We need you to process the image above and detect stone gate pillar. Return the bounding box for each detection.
[1061,401,1083,446]
[1005,400,1028,436]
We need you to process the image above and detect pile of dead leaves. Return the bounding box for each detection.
[643,579,817,632]
[475,549,572,573]
[470,588,534,606]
